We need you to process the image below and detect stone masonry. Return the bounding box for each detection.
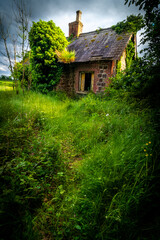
[57,60,114,95]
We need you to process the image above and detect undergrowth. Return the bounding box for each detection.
[0,86,160,239]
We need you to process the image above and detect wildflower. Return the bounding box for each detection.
[144,149,147,152]
[145,154,148,157]
[106,113,109,117]
[146,143,148,145]
[149,141,151,144]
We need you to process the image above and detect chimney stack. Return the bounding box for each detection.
[69,10,83,37]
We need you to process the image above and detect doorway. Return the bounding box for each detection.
[84,73,91,91]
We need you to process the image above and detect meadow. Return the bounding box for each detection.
[0,82,160,240]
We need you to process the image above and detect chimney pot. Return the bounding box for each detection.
[76,10,82,22]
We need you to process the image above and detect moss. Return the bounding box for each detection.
[93,35,97,38]
[105,45,109,48]
[97,41,100,43]
[105,33,108,35]
[85,45,88,47]
[91,39,95,43]
[96,27,102,34]
[117,36,123,41]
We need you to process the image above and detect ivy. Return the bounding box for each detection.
[116,56,122,74]
[112,14,144,34]
[126,40,135,69]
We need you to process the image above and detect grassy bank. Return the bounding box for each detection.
[0,86,160,239]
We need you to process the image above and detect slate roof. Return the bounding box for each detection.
[67,28,131,62]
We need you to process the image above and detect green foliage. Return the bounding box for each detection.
[96,27,102,34]
[116,57,122,74]
[112,14,144,34]
[0,86,159,239]
[0,75,12,81]
[29,20,68,93]
[126,39,135,68]
[125,0,160,65]
[0,92,61,240]
[12,62,30,88]
[109,58,159,98]
[55,49,75,63]
[67,33,74,42]
[124,0,160,103]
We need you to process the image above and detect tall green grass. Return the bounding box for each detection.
[0,88,159,240]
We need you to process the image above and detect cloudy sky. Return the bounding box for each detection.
[0,0,143,76]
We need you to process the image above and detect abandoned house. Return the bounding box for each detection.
[57,10,137,94]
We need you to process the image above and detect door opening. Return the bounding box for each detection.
[79,72,94,92]
[84,73,91,91]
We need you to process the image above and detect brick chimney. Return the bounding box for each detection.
[69,10,83,37]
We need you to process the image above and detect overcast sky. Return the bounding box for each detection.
[0,0,143,76]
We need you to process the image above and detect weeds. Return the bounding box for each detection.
[0,86,159,239]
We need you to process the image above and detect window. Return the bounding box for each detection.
[79,72,94,92]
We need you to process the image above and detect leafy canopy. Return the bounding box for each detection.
[29,20,68,93]
[125,0,160,64]
[112,14,144,34]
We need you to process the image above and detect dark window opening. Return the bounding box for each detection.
[84,73,91,91]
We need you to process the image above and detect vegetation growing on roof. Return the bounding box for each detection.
[55,49,75,63]
[67,33,75,43]
[117,36,123,41]
[96,27,102,34]
[112,14,144,34]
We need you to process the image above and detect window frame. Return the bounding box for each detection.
[78,71,94,92]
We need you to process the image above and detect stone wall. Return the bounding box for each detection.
[74,61,112,93]
[57,60,113,95]
[56,64,75,95]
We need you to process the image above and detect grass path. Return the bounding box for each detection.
[1,86,159,240]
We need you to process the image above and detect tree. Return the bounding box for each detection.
[125,0,160,64]
[29,20,68,93]
[0,0,31,93]
[13,0,31,91]
[0,14,13,74]
[111,14,144,34]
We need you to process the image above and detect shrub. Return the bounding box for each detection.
[29,20,68,93]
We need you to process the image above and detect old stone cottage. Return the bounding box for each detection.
[57,10,136,94]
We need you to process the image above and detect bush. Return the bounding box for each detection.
[108,58,160,100]
[29,20,68,93]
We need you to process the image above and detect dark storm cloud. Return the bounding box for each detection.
[29,0,142,22]
[0,0,143,75]
[0,0,143,34]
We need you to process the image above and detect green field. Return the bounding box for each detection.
[0,80,14,91]
[0,84,159,240]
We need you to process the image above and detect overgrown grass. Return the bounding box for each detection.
[0,80,14,91]
[0,87,160,240]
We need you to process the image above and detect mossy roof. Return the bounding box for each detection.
[68,28,131,62]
